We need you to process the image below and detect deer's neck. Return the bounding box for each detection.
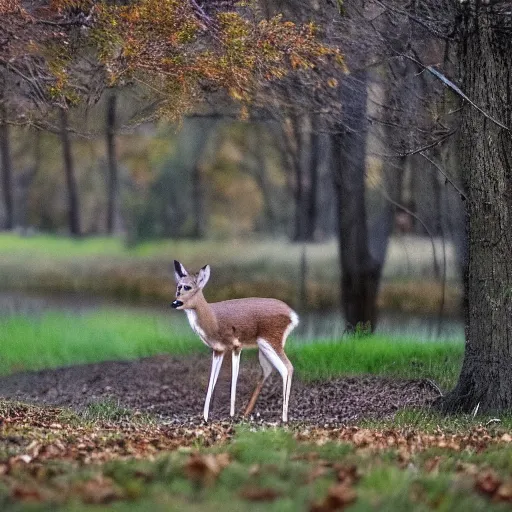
[186,292,218,339]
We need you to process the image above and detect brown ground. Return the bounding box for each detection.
[0,355,440,424]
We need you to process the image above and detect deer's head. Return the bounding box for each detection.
[171,260,210,310]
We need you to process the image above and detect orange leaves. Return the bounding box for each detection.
[240,486,282,501]
[75,475,122,505]
[184,452,231,485]
[1,0,343,116]
[473,468,512,503]
[295,425,502,457]
[311,483,357,512]
[0,402,236,467]
[0,0,20,14]
[89,1,342,119]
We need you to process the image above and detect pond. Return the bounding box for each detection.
[0,291,464,341]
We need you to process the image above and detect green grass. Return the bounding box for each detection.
[0,311,199,375]
[362,407,512,434]
[0,311,463,389]
[289,336,463,390]
[0,232,336,266]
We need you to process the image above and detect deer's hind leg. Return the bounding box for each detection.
[256,338,292,422]
[243,350,273,417]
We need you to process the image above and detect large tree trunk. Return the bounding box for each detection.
[0,103,14,230]
[440,2,512,414]
[106,93,118,235]
[59,108,81,237]
[331,71,380,332]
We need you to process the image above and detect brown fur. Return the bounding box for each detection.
[197,295,294,351]
[173,260,297,421]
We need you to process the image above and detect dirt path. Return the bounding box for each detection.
[0,355,440,424]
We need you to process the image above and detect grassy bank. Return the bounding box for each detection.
[0,311,199,375]
[1,401,512,511]
[0,233,462,314]
[290,337,462,390]
[0,311,463,389]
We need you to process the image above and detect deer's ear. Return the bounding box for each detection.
[174,260,188,282]
[197,265,210,289]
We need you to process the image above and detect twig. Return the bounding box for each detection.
[419,151,467,201]
[426,66,510,131]
[373,0,453,40]
[397,130,456,157]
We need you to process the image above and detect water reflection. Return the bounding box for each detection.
[0,291,464,341]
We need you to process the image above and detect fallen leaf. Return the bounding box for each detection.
[456,461,478,476]
[240,486,281,501]
[248,463,260,476]
[305,465,327,483]
[78,476,121,504]
[184,453,230,485]
[475,469,502,495]
[352,429,372,447]
[496,481,512,502]
[311,483,357,511]
[11,485,43,502]
[424,456,442,474]
[334,464,360,485]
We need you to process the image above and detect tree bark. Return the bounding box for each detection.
[439,2,512,414]
[331,71,380,332]
[106,93,118,234]
[59,108,81,237]
[0,103,14,230]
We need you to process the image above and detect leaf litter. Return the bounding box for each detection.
[1,352,512,510]
[1,400,512,509]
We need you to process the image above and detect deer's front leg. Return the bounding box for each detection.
[230,349,241,417]
[204,350,224,422]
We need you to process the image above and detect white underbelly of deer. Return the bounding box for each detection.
[172,260,298,422]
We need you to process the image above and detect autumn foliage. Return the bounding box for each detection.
[0,0,342,119]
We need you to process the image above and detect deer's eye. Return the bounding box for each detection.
[183,285,192,291]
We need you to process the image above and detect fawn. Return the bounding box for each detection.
[171,260,298,422]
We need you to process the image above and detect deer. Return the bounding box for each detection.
[171,260,298,423]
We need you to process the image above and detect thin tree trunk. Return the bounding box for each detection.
[106,93,118,234]
[191,160,206,238]
[439,2,512,414]
[188,118,218,238]
[0,103,14,230]
[305,116,320,241]
[59,108,81,237]
[292,115,305,241]
[251,125,277,234]
[331,71,380,332]
[15,130,41,229]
